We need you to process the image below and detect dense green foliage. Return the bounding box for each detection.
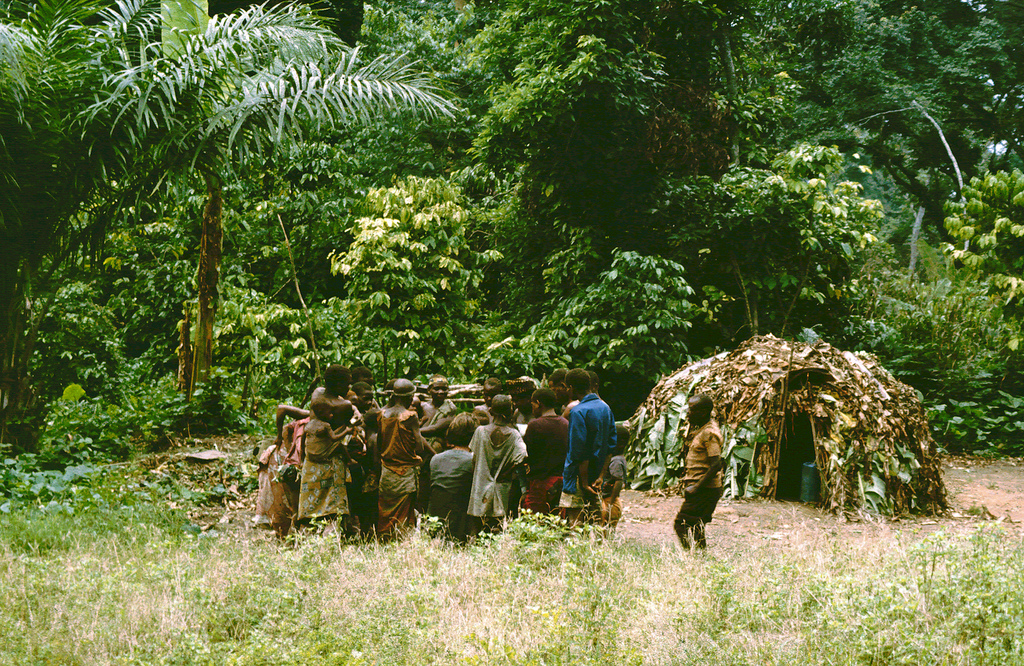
[1,0,1022,473]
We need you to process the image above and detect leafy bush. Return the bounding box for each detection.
[330,176,501,378]
[664,144,883,342]
[929,391,1024,456]
[0,456,100,515]
[33,373,253,468]
[30,281,128,405]
[945,169,1024,334]
[526,250,700,378]
[841,246,1022,454]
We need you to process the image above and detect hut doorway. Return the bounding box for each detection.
[776,413,816,500]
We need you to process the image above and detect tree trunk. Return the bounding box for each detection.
[780,256,812,338]
[718,30,741,165]
[177,301,194,393]
[908,206,925,281]
[0,266,28,448]
[730,253,758,337]
[189,171,223,395]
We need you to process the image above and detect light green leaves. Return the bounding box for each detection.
[161,0,209,58]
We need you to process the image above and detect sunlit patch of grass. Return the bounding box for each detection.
[1,507,1022,665]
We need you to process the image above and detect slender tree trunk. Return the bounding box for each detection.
[908,206,925,281]
[278,214,321,380]
[0,265,27,447]
[189,171,223,395]
[913,102,968,251]
[1,252,69,447]
[718,30,740,165]
[177,301,193,392]
[730,253,757,337]
[780,256,811,338]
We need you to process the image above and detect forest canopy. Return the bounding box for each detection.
[1,0,1022,474]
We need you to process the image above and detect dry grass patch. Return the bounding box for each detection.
[1,510,1022,665]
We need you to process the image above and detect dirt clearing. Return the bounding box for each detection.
[164,437,1024,549]
[618,456,1024,548]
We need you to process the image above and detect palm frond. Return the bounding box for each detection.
[210,48,455,157]
[0,23,39,106]
[200,2,339,70]
[97,0,162,53]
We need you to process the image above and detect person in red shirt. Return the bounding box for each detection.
[522,388,568,514]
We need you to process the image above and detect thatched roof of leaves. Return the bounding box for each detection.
[627,335,947,515]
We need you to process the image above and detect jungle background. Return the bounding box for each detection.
[3,0,1024,663]
[3,0,1022,477]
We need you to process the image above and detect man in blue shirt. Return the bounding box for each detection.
[559,368,616,525]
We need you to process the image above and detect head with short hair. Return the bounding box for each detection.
[506,377,535,415]
[324,364,351,395]
[687,393,714,425]
[548,368,570,403]
[566,368,591,399]
[532,388,558,414]
[445,412,478,449]
[482,377,502,406]
[428,374,450,405]
[489,394,513,423]
[392,378,416,408]
[351,381,374,411]
[351,366,374,386]
[615,422,631,455]
[587,370,599,394]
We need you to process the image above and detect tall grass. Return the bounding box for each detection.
[1,509,1022,665]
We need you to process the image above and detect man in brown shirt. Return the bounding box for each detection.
[673,394,724,549]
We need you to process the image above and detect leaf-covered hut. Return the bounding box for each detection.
[628,336,948,514]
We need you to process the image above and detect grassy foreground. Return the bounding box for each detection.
[1,505,1023,665]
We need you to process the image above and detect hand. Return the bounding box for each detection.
[582,483,598,499]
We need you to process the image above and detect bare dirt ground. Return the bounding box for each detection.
[617,455,1024,548]
[169,437,1024,548]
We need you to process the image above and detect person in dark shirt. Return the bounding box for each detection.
[428,412,479,542]
[522,388,568,514]
[349,381,380,537]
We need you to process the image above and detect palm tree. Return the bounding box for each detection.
[95,0,455,394]
[0,0,453,440]
[1,0,112,442]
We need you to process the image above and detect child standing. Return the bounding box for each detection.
[600,424,630,533]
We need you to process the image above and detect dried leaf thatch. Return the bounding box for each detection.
[627,335,947,515]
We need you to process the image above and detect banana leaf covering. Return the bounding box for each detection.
[627,335,948,515]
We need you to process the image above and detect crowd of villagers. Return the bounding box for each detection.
[255,364,725,548]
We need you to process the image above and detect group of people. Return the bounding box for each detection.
[254,364,725,549]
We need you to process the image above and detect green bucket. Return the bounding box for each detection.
[800,462,820,503]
